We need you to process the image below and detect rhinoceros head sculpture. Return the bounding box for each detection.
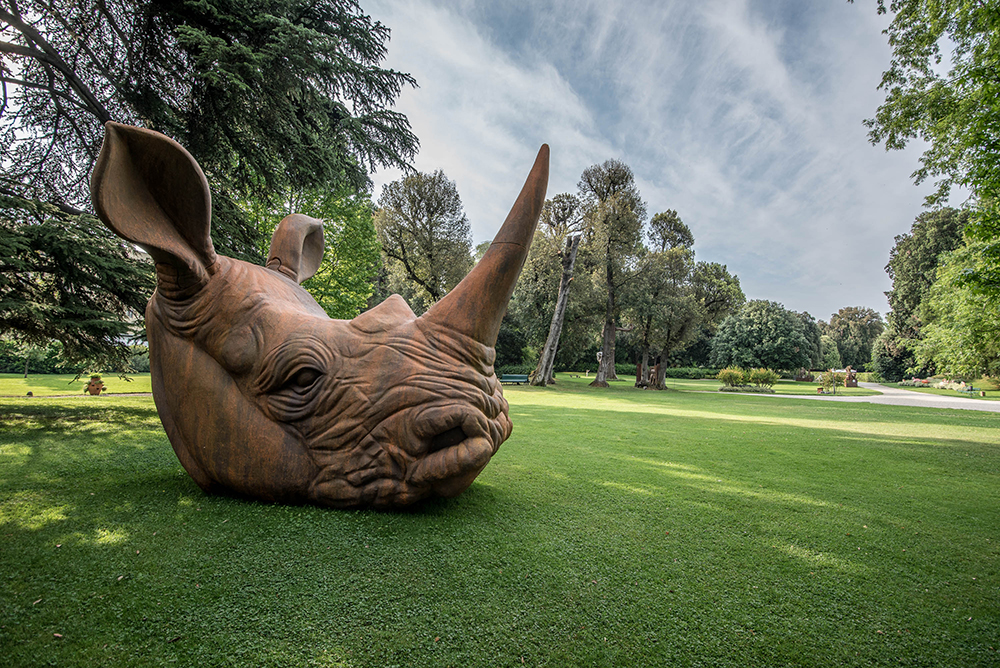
[90,122,548,508]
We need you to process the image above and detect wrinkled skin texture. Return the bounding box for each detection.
[91,122,547,508]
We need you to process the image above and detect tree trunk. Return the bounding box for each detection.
[654,357,668,390]
[635,315,652,387]
[23,355,29,378]
[531,234,582,386]
[590,318,617,387]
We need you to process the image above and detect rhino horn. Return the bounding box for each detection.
[422,144,549,346]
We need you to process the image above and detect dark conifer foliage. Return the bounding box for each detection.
[0,0,417,366]
[0,195,155,368]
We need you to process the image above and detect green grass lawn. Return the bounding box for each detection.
[647,376,882,396]
[2,381,998,667]
[0,373,152,397]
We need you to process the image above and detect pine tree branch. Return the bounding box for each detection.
[0,8,111,122]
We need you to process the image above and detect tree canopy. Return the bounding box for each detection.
[915,241,1000,378]
[820,306,885,369]
[852,0,1000,297]
[374,170,473,313]
[710,300,811,371]
[0,194,153,368]
[1,0,417,215]
[1,0,417,367]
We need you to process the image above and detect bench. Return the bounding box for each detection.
[500,374,529,385]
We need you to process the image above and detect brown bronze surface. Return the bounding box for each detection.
[91,122,548,508]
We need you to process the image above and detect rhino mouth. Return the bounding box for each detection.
[411,404,495,454]
[401,405,498,495]
[430,426,467,452]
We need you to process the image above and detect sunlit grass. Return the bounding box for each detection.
[1,386,999,667]
[0,373,152,397]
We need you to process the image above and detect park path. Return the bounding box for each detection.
[723,382,1000,413]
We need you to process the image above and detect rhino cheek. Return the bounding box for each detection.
[149,320,319,502]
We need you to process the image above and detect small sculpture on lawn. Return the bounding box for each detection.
[90,122,548,508]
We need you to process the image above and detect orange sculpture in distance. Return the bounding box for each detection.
[90,122,548,508]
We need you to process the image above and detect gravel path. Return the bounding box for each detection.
[722,382,1000,413]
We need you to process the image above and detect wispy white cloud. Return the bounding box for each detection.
[367,0,946,320]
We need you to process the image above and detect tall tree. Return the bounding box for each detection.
[531,194,585,386]
[879,207,967,377]
[374,170,472,313]
[629,210,699,388]
[578,159,646,388]
[885,208,968,339]
[0,0,417,366]
[851,0,1000,297]
[820,307,885,369]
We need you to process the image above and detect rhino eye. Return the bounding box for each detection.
[288,367,322,391]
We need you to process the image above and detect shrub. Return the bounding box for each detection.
[615,362,637,376]
[716,366,745,387]
[819,370,847,392]
[496,363,535,376]
[747,367,779,388]
[663,367,717,379]
[719,385,775,393]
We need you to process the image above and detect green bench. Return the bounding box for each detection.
[500,374,529,385]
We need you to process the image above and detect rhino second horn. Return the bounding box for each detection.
[421,144,549,346]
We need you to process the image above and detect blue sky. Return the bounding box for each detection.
[366,0,949,322]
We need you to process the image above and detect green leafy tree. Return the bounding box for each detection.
[879,207,966,377]
[578,159,646,387]
[820,335,843,370]
[626,210,702,389]
[709,300,811,371]
[820,307,885,369]
[374,170,473,313]
[672,262,745,366]
[885,208,968,338]
[796,311,824,369]
[871,328,911,381]
[851,0,1000,297]
[246,185,380,319]
[915,242,1000,378]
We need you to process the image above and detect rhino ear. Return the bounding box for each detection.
[91,122,217,292]
[266,214,324,283]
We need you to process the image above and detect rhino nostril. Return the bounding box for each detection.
[429,426,466,452]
